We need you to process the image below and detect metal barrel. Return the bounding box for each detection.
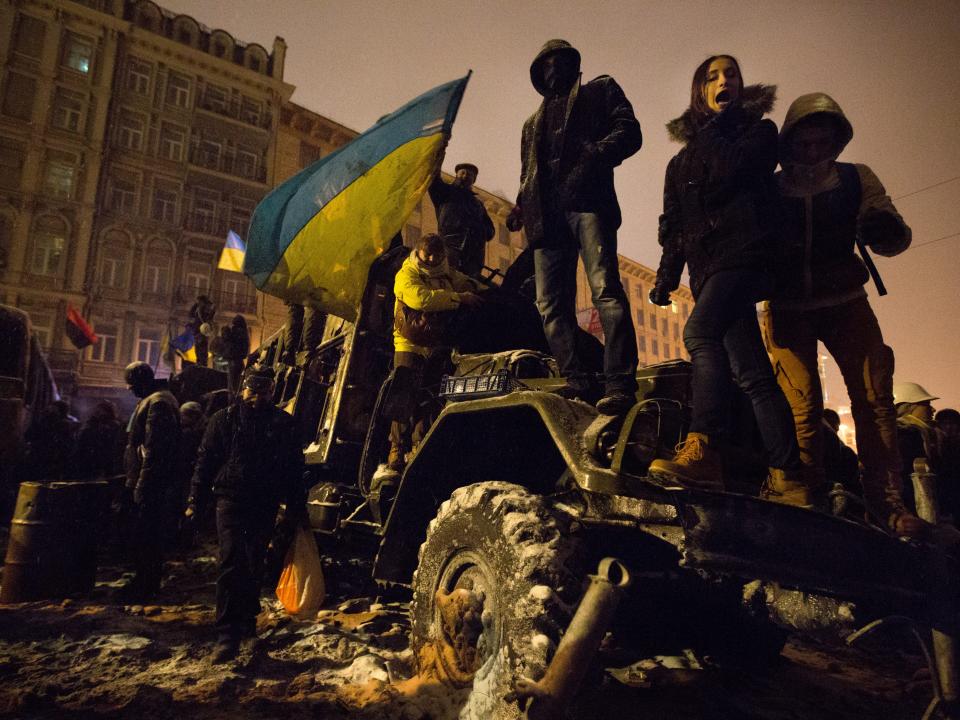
[1,480,110,603]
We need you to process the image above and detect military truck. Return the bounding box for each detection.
[254,247,958,719]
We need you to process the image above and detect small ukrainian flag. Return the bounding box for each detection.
[218,230,246,273]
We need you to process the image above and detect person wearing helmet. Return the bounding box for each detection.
[893,381,942,515]
[122,361,181,600]
[508,39,642,416]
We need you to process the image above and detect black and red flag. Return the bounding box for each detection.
[65,304,98,349]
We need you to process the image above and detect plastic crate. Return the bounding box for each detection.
[439,370,519,401]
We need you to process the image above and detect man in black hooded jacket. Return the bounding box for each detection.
[187,367,306,662]
[508,39,641,415]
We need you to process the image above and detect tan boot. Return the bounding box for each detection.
[648,432,724,491]
[862,471,931,540]
[761,466,826,509]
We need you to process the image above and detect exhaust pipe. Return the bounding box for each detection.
[515,557,631,720]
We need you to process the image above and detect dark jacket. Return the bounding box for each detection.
[190,402,305,515]
[125,382,180,501]
[517,40,642,248]
[428,177,495,275]
[74,417,124,479]
[774,92,910,308]
[655,84,780,298]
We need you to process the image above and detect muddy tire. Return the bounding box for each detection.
[410,481,583,719]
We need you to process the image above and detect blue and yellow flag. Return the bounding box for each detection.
[244,73,470,320]
[218,230,246,273]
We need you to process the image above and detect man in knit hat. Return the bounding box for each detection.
[508,39,642,416]
[428,161,495,277]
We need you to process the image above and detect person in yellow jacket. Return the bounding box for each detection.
[375,233,482,485]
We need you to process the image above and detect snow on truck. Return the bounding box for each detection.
[247,242,959,720]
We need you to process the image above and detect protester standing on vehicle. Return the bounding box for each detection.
[122,362,181,600]
[187,294,216,367]
[507,39,641,416]
[762,93,925,537]
[648,55,803,491]
[373,233,482,487]
[187,367,306,663]
[429,161,495,277]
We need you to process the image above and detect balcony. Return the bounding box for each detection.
[196,97,272,131]
[188,147,267,184]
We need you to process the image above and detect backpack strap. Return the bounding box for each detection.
[838,162,887,296]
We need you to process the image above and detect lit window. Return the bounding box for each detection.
[165,73,191,108]
[87,322,118,363]
[51,88,84,132]
[63,35,93,74]
[126,58,151,95]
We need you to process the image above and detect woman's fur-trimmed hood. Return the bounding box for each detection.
[666,84,777,144]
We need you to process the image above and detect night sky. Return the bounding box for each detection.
[160,0,960,409]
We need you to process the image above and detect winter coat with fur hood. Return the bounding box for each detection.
[655,84,780,299]
[516,39,642,248]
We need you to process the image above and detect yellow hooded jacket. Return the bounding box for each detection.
[393,250,477,356]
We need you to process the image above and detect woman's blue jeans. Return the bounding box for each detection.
[684,269,800,470]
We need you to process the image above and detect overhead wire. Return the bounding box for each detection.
[893,175,960,201]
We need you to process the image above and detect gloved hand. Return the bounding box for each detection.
[184,496,198,521]
[649,284,672,307]
[506,204,524,232]
[858,209,901,248]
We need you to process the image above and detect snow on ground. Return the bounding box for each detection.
[0,539,938,720]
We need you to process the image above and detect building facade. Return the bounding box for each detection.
[0,0,292,411]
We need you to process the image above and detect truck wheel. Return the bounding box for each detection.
[410,481,583,719]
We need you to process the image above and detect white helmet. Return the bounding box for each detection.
[893,381,938,405]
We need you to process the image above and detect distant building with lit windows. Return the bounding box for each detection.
[576,258,694,366]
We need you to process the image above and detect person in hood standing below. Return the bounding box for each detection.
[648,55,803,492]
[122,362,181,600]
[762,93,925,538]
[429,161,495,277]
[507,39,641,416]
[187,367,307,663]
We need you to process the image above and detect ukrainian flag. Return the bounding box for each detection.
[218,230,246,272]
[244,73,470,321]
